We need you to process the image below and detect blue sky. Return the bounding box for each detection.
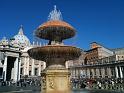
[0,0,124,50]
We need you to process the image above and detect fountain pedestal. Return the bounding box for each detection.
[41,69,71,93]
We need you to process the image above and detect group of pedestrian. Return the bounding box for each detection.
[0,78,41,87]
[71,77,124,91]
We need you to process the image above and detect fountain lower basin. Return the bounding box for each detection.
[28,45,81,61]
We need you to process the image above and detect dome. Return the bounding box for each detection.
[10,26,30,48]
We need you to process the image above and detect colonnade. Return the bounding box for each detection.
[70,65,124,79]
[21,56,42,76]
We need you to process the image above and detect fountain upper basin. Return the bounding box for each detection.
[35,20,76,40]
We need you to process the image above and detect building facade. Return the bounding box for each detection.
[0,26,45,82]
[69,42,124,79]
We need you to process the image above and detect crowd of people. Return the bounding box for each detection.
[1,77,124,92]
[0,78,41,87]
[71,78,124,91]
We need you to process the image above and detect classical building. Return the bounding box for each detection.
[69,42,124,79]
[0,26,45,82]
[0,26,124,82]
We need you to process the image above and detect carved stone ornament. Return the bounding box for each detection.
[48,77,55,89]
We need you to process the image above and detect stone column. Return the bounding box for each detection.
[80,69,83,77]
[76,69,78,78]
[11,66,14,80]
[71,69,74,78]
[31,59,35,76]
[26,57,29,76]
[115,66,119,78]
[0,60,2,78]
[83,69,86,78]
[101,68,105,78]
[107,67,112,78]
[87,69,90,78]
[99,68,101,77]
[38,61,41,76]
[65,61,68,68]
[23,57,26,75]
[78,69,80,78]
[13,57,19,82]
[0,60,1,66]
[119,66,123,78]
[74,68,76,78]
[96,68,99,78]
[3,56,7,81]
[122,66,124,78]
[91,69,94,78]
[85,69,87,78]
[94,69,96,78]
[18,58,21,81]
[43,62,46,69]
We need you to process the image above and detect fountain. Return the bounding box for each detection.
[28,5,81,93]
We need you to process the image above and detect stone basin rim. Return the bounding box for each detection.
[28,45,81,61]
